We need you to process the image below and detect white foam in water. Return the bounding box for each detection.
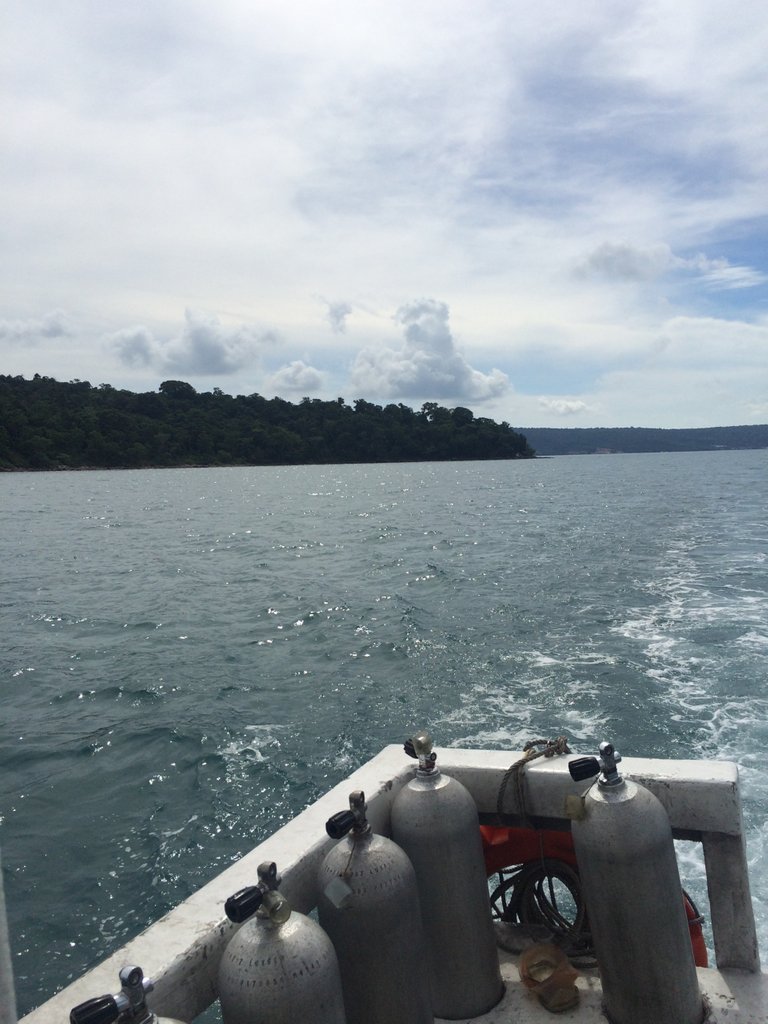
[612,526,768,959]
[529,651,562,667]
[452,497,768,962]
[674,839,714,960]
[218,741,266,762]
[736,629,768,650]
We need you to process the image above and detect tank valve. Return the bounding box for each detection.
[568,741,623,787]
[326,790,370,839]
[225,861,291,926]
[70,966,154,1024]
[404,730,438,774]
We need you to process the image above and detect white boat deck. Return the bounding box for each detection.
[16,746,768,1023]
[447,953,768,1024]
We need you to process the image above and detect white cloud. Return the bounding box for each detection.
[652,315,768,367]
[538,398,593,416]
[350,299,509,402]
[111,309,273,376]
[112,326,158,368]
[685,256,767,291]
[0,310,72,342]
[2,2,768,426]
[591,363,768,428]
[574,242,676,282]
[325,301,353,334]
[485,310,768,427]
[164,310,270,374]
[268,360,325,393]
[575,242,766,291]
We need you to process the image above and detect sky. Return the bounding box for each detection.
[2,0,767,428]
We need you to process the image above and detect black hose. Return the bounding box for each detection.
[489,858,596,965]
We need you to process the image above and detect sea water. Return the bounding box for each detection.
[1,450,766,1016]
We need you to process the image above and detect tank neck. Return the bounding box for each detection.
[416,758,439,777]
[596,741,624,787]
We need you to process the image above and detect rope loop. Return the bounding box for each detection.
[497,736,572,824]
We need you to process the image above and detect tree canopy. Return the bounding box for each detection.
[0,375,535,470]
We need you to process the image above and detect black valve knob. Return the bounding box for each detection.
[225,885,264,923]
[326,809,356,839]
[569,756,600,782]
[70,995,119,1024]
[403,738,417,758]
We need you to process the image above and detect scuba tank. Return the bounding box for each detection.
[317,790,433,1024]
[217,860,346,1024]
[390,731,503,1019]
[568,742,703,1024]
[69,966,186,1024]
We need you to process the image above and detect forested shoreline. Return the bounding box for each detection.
[3,374,765,471]
[0,374,535,470]
[522,424,768,456]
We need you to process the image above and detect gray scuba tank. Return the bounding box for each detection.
[317,790,433,1024]
[568,742,703,1024]
[69,966,186,1024]
[217,861,347,1024]
[390,731,503,1019]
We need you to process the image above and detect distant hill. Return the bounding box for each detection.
[521,424,768,456]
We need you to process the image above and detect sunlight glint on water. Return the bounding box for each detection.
[0,450,766,1014]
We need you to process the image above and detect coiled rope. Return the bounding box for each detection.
[496,735,572,826]
[492,737,594,961]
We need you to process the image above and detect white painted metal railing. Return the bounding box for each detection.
[1,846,19,1024]
[15,747,761,1023]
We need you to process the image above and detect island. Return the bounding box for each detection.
[0,375,535,470]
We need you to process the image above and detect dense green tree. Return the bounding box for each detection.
[159,379,197,398]
[0,374,536,470]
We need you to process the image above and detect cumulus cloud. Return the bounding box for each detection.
[112,326,158,367]
[325,301,352,334]
[538,398,593,416]
[112,309,272,375]
[4,5,767,428]
[164,309,271,374]
[0,310,72,342]
[268,360,325,393]
[350,299,509,402]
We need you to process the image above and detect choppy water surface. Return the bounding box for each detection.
[1,451,767,1015]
